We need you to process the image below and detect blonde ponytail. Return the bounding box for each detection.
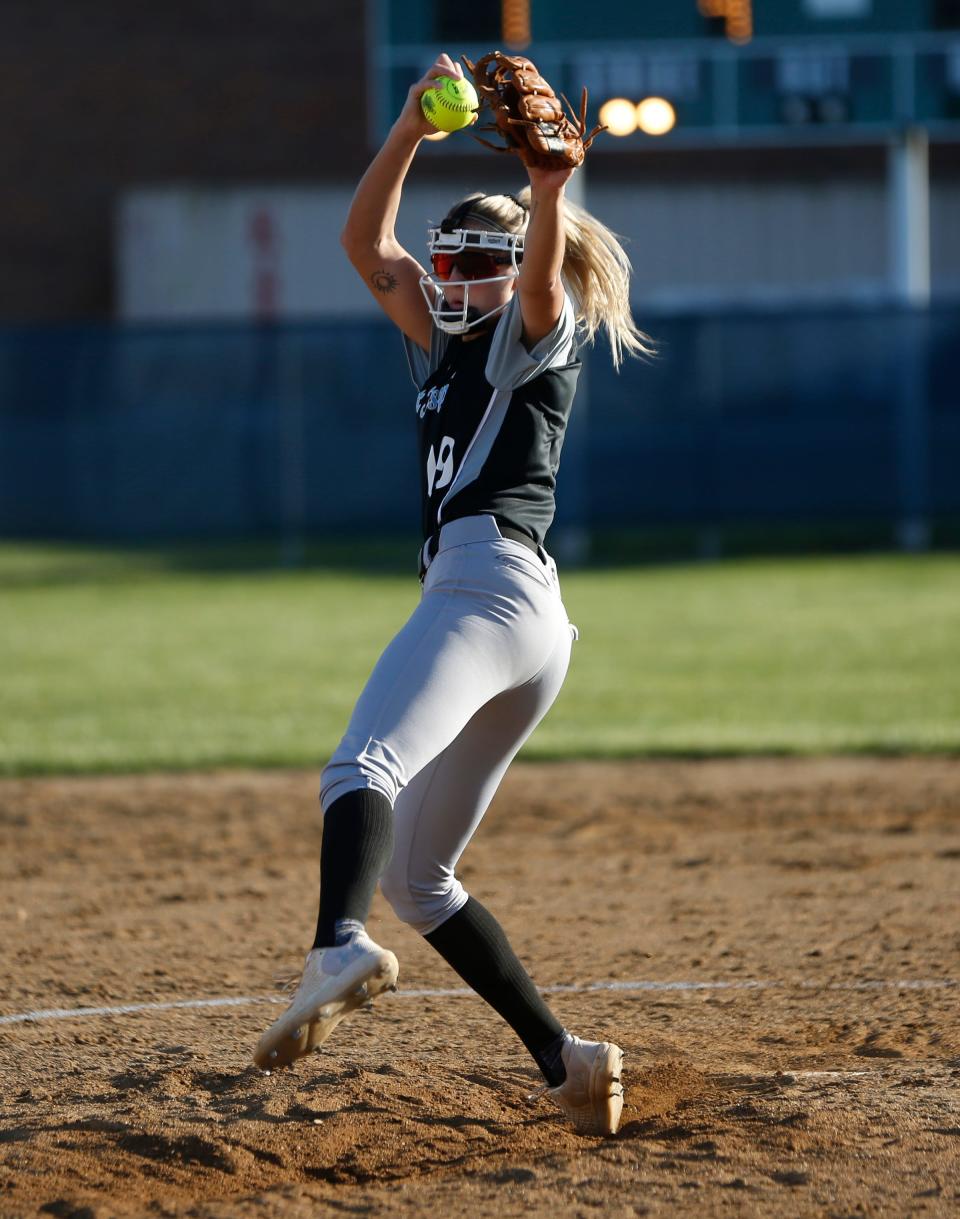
[548,191,657,368]
[442,188,656,369]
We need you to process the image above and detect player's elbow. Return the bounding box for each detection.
[340,228,394,269]
[340,225,363,261]
[340,223,374,258]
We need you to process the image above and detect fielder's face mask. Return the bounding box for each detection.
[419,204,525,335]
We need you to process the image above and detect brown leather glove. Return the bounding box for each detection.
[462,51,605,170]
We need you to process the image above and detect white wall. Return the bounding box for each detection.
[116,173,960,321]
[116,180,514,322]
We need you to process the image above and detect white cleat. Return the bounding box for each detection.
[540,1036,625,1137]
[253,933,399,1071]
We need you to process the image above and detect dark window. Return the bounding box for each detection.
[934,0,960,27]
[436,8,502,42]
[700,16,728,40]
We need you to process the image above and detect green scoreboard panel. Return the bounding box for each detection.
[372,0,960,147]
[381,0,941,43]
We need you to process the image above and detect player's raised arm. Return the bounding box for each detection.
[515,165,575,349]
[340,53,464,352]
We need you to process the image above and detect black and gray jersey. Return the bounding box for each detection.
[403,294,581,546]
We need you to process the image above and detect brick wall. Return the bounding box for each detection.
[0,2,368,320]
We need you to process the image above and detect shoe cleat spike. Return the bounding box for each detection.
[269,1050,278,1060]
[353,984,368,998]
[292,1027,304,1040]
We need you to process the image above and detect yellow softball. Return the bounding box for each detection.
[421,75,479,133]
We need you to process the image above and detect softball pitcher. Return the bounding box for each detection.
[253,52,653,1137]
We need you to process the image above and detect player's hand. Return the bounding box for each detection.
[397,53,465,140]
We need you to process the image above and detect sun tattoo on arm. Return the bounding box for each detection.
[371,269,398,294]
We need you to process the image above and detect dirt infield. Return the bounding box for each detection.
[2,758,959,1218]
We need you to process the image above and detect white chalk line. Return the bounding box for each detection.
[791,1070,873,1079]
[1,976,956,1029]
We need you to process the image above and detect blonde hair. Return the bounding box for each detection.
[442,188,656,368]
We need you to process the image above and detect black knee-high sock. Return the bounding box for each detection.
[313,789,394,949]
[424,896,568,1086]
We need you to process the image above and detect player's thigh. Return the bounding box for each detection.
[324,581,518,804]
[389,623,573,887]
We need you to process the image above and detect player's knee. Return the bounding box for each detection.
[379,868,419,927]
[380,866,466,936]
[320,736,405,812]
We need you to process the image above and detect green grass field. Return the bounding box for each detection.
[2,542,958,775]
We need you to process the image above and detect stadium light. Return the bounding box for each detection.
[636,97,677,136]
[598,98,639,137]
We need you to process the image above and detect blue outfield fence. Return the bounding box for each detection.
[0,306,958,546]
